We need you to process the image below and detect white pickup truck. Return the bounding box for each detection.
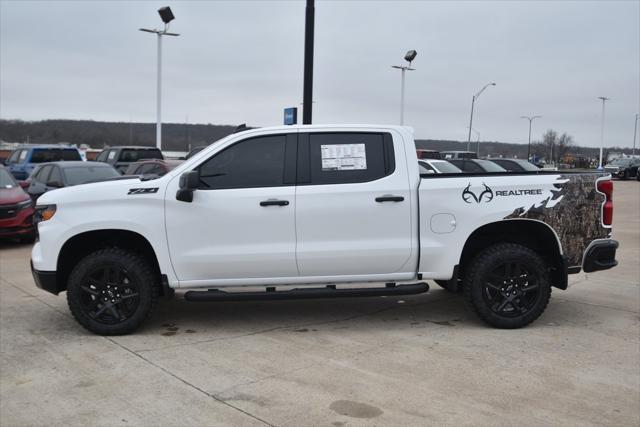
[31,125,618,335]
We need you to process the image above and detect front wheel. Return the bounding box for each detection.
[464,243,551,329]
[67,248,159,335]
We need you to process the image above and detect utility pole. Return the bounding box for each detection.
[633,113,638,156]
[302,0,315,125]
[520,115,541,161]
[597,96,610,169]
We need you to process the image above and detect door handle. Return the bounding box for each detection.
[375,195,404,203]
[260,199,289,207]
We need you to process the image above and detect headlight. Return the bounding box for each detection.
[34,204,56,224]
[16,199,33,210]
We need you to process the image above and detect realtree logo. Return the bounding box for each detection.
[462,183,494,203]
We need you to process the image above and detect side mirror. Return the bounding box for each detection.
[176,170,199,203]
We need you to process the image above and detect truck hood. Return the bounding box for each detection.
[0,186,31,205]
[35,177,154,206]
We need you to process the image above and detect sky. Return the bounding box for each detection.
[1,0,639,147]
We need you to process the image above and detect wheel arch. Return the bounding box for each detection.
[459,219,568,290]
[56,229,164,294]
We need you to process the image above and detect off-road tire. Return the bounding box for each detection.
[464,243,551,329]
[67,248,159,335]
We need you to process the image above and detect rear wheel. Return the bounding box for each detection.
[464,243,551,329]
[67,248,158,335]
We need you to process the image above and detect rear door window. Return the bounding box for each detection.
[302,132,394,185]
[48,166,62,185]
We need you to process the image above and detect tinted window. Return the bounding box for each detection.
[6,150,21,164]
[48,166,62,185]
[63,165,120,185]
[431,161,462,173]
[492,159,522,172]
[198,135,287,189]
[0,168,16,187]
[96,150,109,162]
[120,149,163,162]
[307,133,392,185]
[31,148,81,163]
[35,165,52,182]
[476,160,507,172]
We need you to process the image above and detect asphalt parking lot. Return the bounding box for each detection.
[1,181,638,427]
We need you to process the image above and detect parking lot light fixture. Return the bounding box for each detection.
[467,82,496,151]
[139,6,180,150]
[520,115,542,161]
[392,50,417,125]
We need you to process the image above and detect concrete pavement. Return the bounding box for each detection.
[1,181,638,426]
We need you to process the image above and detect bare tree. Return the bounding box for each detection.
[555,132,574,163]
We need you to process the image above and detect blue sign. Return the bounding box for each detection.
[284,107,297,125]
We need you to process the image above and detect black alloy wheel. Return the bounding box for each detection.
[464,243,551,329]
[67,248,158,335]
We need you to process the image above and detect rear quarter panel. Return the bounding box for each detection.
[418,172,610,279]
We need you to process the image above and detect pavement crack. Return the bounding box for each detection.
[105,337,276,427]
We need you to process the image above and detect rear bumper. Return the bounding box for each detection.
[31,261,62,295]
[583,240,619,273]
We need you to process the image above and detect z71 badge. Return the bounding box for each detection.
[127,188,159,195]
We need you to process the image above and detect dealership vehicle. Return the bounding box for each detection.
[5,144,83,180]
[95,146,164,174]
[491,158,540,172]
[30,125,618,335]
[26,161,120,201]
[124,159,183,177]
[0,165,35,243]
[604,157,640,180]
[418,159,462,174]
[449,158,507,173]
[416,149,441,160]
[441,150,477,160]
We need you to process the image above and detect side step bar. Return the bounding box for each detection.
[183,282,429,302]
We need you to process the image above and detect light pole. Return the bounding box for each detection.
[392,50,417,125]
[467,82,496,151]
[467,126,480,156]
[140,7,179,150]
[520,115,541,161]
[597,96,609,169]
[633,113,638,156]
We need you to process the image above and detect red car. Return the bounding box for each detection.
[0,165,35,243]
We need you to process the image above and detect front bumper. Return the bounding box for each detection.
[583,240,619,273]
[31,261,63,295]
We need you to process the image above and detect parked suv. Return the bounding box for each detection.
[5,145,82,180]
[95,146,163,174]
[604,158,640,180]
[0,165,35,243]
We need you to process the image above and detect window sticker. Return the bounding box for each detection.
[321,144,367,171]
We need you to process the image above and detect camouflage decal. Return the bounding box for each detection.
[504,173,610,266]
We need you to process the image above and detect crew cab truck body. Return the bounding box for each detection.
[30,125,618,335]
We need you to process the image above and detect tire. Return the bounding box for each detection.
[622,170,629,180]
[435,279,462,293]
[463,243,551,329]
[67,248,159,335]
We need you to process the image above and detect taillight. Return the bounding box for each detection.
[597,179,613,226]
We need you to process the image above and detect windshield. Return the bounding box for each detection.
[476,159,507,172]
[0,168,17,188]
[609,158,632,166]
[431,161,462,173]
[63,166,120,185]
[31,148,81,163]
[120,149,163,162]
